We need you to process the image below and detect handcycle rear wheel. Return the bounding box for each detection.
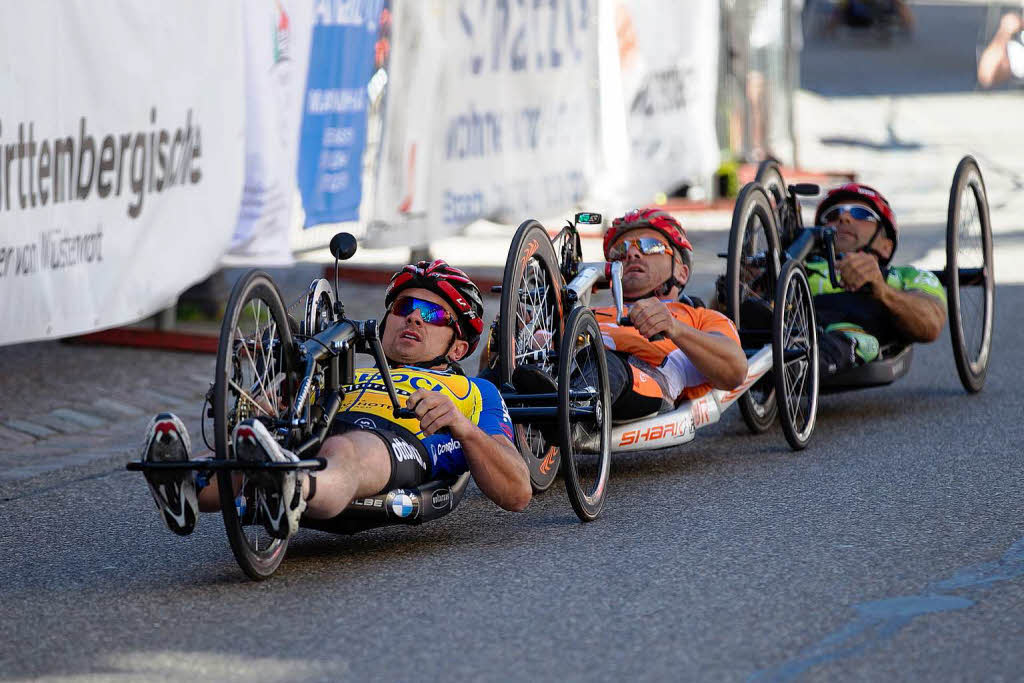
[727,183,782,434]
[946,155,994,394]
[755,159,800,246]
[213,270,296,580]
[499,220,565,492]
[772,260,819,451]
[557,307,611,522]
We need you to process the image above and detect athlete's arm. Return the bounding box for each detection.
[978,13,1021,88]
[628,298,747,390]
[873,289,946,343]
[838,252,946,342]
[407,389,531,512]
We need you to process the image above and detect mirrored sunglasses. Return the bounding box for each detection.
[821,204,880,224]
[390,296,454,328]
[608,237,670,261]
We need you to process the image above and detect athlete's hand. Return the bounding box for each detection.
[628,297,676,340]
[406,389,470,438]
[837,251,886,296]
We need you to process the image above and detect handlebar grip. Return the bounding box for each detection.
[619,316,666,341]
[393,408,417,420]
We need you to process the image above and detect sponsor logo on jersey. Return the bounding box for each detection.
[355,417,376,430]
[431,489,452,509]
[430,438,462,460]
[350,381,412,397]
[352,497,383,508]
[391,438,427,470]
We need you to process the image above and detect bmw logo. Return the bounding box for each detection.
[385,489,419,519]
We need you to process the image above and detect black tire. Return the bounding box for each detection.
[946,155,994,394]
[214,270,296,580]
[499,220,565,492]
[727,183,782,433]
[772,261,819,451]
[755,160,799,246]
[557,308,611,522]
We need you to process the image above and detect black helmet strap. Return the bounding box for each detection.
[854,222,891,265]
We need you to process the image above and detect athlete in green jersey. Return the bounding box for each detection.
[810,183,946,374]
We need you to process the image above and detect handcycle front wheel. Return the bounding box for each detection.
[946,155,994,394]
[557,307,612,522]
[213,270,296,580]
[499,220,565,492]
[727,182,783,434]
[772,260,819,451]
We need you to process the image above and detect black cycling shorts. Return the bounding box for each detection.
[330,412,432,492]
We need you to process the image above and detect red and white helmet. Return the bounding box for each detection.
[814,183,898,258]
[603,208,693,260]
[384,259,485,354]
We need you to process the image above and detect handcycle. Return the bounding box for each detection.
[723,156,994,443]
[129,233,584,580]
[489,210,818,518]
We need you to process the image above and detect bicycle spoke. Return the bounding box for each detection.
[227,378,274,418]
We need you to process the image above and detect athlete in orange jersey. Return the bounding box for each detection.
[593,209,747,419]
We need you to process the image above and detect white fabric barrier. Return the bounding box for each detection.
[0,1,245,345]
[226,0,312,266]
[606,0,721,205]
[368,0,602,248]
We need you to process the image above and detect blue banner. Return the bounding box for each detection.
[297,0,384,227]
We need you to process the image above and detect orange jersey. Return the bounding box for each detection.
[593,302,741,401]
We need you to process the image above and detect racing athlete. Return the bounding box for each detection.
[590,209,748,418]
[483,209,747,420]
[141,261,530,541]
[805,183,946,374]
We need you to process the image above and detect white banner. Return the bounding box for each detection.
[367,0,444,248]
[226,0,312,266]
[0,1,245,345]
[611,0,720,204]
[369,0,601,247]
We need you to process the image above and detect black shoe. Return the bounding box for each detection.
[511,364,557,394]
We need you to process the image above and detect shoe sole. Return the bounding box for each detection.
[142,413,198,537]
[233,421,304,540]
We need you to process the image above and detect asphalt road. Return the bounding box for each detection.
[4,2,1024,681]
[0,277,1019,682]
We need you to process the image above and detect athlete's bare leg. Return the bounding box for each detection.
[302,431,391,519]
[193,430,391,518]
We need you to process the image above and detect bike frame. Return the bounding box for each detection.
[505,222,777,454]
[128,316,411,476]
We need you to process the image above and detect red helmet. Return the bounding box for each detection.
[814,183,898,256]
[384,259,485,354]
[603,208,693,260]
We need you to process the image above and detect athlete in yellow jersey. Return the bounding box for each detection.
[140,261,529,541]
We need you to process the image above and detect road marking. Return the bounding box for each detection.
[92,398,144,417]
[750,535,1024,681]
[3,420,57,438]
[31,414,84,434]
[49,409,105,429]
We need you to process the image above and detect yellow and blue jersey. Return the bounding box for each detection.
[339,366,514,477]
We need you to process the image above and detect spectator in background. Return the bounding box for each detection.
[978,11,1024,88]
[824,0,914,36]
